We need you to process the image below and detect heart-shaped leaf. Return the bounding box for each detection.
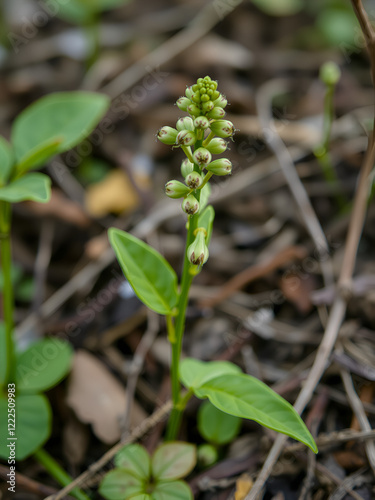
[99,469,145,500]
[151,442,196,481]
[195,372,317,453]
[0,136,14,185]
[0,394,51,460]
[0,173,51,203]
[152,480,193,500]
[16,338,73,393]
[198,205,215,246]
[179,358,241,391]
[114,444,150,480]
[198,400,241,445]
[12,91,110,171]
[108,229,179,315]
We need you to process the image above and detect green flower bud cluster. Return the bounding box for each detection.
[157,76,236,266]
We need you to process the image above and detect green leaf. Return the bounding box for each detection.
[195,372,318,453]
[252,0,303,16]
[0,394,51,460]
[198,400,241,445]
[198,205,215,246]
[114,444,151,480]
[49,0,132,24]
[0,323,6,387]
[12,91,110,171]
[108,228,179,315]
[0,173,51,203]
[16,338,73,393]
[152,480,193,500]
[180,358,241,391]
[99,469,145,500]
[0,136,14,185]
[131,496,151,500]
[199,182,211,212]
[151,442,196,481]
[15,136,63,174]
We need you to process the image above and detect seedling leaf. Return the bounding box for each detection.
[16,338,73,393]
[99,469,145,500]
[198,400,241,445]
[0,394,51,460]
[114,444,151,480]
[180,358,241,391]
[0,136,14,185]
[152,480,193,500]
[151,442,196,480]
[195,372,318,453]
[12,91,110,171]
[108,228,179,315]
[0,173,51,203]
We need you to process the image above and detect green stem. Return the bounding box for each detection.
[166,139,203,440]
[200,171,213,190]
[0,201,15,384]
[315,83,346,210]
[34,448,91,500]
[85,13,101,70]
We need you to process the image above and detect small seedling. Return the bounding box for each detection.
[108,76,318,455]
[0,90,109,498]
[99,442,196,500]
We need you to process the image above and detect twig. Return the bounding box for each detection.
[245,2,375,497]
[255,78,334,288]
[0,464,63,498]
[121,310,160,439]
[340,368,375,473]
[45,399,173,500]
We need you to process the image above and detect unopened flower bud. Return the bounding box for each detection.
[320,61,341,86]
[205,137,228,154]
[181,158,194,177]
[176,116,194,132]
[182,194,199,215]
[176,97,190,112]
[185,171,203,189]
[187,229,209,265]
[201,101,214,113]
[157,126,178,145]
[187,103,201,117]
[213,95,227,108]
[165,180,191,199]
[206,158,232,176]
[193,147,212,168]
[194,116,210,130]
[206,107,226,120]
[185,86,194,100]
[176,130,196,146]
[209,120,235,138]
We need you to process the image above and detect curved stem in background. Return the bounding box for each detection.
[0,201,15,385]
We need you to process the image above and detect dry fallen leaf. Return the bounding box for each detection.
[235,473,253,500]
[85,169,140,217]
[67,350,147,444]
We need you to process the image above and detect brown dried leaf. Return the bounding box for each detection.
[67,350,147,444]
[85,169,140,217]
[235,473,253,500]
